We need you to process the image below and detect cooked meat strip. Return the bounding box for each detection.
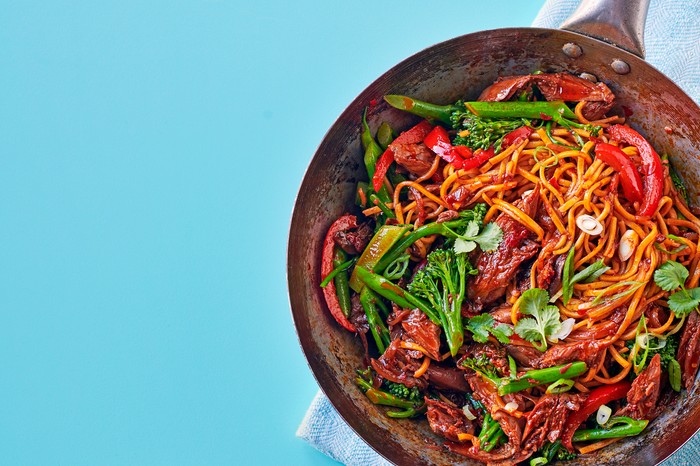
[468,187,541,308]
[617,354,662,420]
[402,309,441,360]
[370,339,426,389]
[677,310,700,391]
[425,398,474,442]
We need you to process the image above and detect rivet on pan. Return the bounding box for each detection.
[562,43,582,58]
[611,59,630,75]
[579,72,597,82]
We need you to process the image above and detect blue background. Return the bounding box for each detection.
[0,1,542,464]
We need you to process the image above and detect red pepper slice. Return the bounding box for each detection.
[502,126,534,148]
[321,214,358,332]
[461,146,494,170]
[560,380,631,450]
[607,125,664,218]
[453,145,473,159]
[594,142,644,204]
[372,120,433,192]
[424,125,464,168]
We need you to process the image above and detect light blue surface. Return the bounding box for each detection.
[1,1,541,465]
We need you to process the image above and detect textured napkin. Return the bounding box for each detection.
[297,1,700,464]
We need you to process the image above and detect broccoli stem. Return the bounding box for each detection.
[497,361,588,395]
[374,220,457,274]
[359,287,391,353]
[369,193,396,219]
[355,266,440,324]
[356,376,419,410]
[572,416,648,442]
[384,95,459,125]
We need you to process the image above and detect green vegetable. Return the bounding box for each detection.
[376,121,396,150]
[383,94,460,125]
[530,440,577,466]
[669,159,688,203]
[356,368,424,418]
[349,224,410,292]
[654,233,688,254]
[369,192,396,220]
[626,324,679,374]
[462,356,587,396]
[466,314,513,344]
[332,249,353,318]
[383,253,410,281]
[385,381,421,402]
[452,221,503,254]
[355,265,440,324]
[477,413,506,452]
[572,416,648,442]
[319,255,357,288]
[546,378,575,394]
[561,245,610,305]
[514,288,563,351]
[408,248,476,356]
[653,260,700,316]
[451,113,530,152]
[373,203,489,274]
[669,357,682,392]
[361,107,391,203]
[359,287,391,353]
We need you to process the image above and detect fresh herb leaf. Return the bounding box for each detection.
[654,260,689,291]
[451,221,503,254]
[466,314,513,344]
[515,288,562,351]
[668,288,700,316]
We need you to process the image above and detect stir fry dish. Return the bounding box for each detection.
[319,72,700,465]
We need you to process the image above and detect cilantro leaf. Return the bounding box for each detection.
[462,220,480,238]
[654,260,689,291]
[668,288,700,316]
[472,222,503,252]
[466,313,513,344]
[454,237,477,254]
[515,288,562,351]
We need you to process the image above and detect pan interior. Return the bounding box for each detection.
[289,27,700,466]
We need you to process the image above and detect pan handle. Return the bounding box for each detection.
[559,0,650,58]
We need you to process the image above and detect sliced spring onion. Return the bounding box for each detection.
[576,214,603,236]
[549,318,576,342]
[530,458,548,466]
[619,229,639,261]
[597,404,612,425]
[546,378,575,394]
[503,401,519,413]
[462,404,477,421]
[636,333,667,351]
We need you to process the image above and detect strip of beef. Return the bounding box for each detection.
[371,339,426,389]
[677,311,700,391]
[617,354,662,420]
[401,309,441,360]
[568,307,626,341]
[506,344,542,369]
[425,364,470,393]
[478,73,615,120]
[537,253,566,295]
[468,186,541,308]
[426,398,475,442]
[393,142,434,177]
[445,374,522,463]
[333,219,373,255]
[533,340,609,369]
[521,393,586,456]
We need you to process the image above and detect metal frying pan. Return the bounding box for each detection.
[288,0,700,464]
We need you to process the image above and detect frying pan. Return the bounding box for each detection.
[288,0,700,464]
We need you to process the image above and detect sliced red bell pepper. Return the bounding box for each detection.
[372,120,433,192]
[502,126,533,148]
[321,214,358,332]
[560,380,631,450]
[595,142,644,204]
[461,146,494,170]
[423,125,464,168]
[607,125,664,218]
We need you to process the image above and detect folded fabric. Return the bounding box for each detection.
[298,1,700,464]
